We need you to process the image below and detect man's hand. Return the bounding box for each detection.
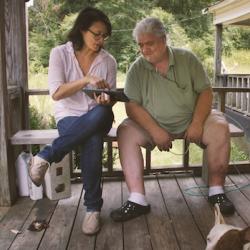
[151,127,173,151]
[184,121,203,144]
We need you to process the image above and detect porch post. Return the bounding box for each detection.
[0,0,29,206]
[0,0,16,206]
[214,24,223,85]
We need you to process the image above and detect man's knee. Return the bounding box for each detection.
[117,119,154,148]
[203,113,230,144]
[117,119,135,138]
[213,120,229,137]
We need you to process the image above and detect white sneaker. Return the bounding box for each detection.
[29,155,49,187]
[82,211,101,235]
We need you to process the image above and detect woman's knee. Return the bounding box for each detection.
[90,105,114,132]
[96,105,113,117]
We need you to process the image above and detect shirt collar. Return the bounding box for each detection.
[168,46,175,66]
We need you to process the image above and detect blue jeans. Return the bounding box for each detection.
[38,105,114,211]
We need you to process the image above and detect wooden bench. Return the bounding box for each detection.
[10,128,118,177]
[10,128,117,145]
[10,123,244,182]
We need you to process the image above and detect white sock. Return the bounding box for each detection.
[208,186,224,196]
[128,192,148,206]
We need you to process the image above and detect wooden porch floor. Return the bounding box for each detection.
[1,173,250,250]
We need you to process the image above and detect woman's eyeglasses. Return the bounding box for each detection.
[88,29,109,41]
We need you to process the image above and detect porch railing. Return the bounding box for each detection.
[216,74,250,116]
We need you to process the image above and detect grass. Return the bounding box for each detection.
[223,49,250,74]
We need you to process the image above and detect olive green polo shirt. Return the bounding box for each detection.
[124,46,211,134]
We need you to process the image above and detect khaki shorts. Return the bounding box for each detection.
[120,110,227,150]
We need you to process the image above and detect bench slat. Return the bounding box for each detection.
[228,123,244,137]
[10,124,243,145]
[11,129,58,145]
[10,128,118,145]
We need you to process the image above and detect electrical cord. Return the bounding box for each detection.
[183,182,250,197]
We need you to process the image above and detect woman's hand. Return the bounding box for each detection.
[94,92,111,105]
[86,75,110,89]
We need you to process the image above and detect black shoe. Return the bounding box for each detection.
[110,200,151,222]
[208,193,235,215]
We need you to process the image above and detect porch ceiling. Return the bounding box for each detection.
[208,0,250,26]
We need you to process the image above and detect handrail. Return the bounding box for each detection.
[26,89,49,95]
[212,87,250,112]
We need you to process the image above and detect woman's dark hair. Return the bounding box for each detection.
[67,7,112,50]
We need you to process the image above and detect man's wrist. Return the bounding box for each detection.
[191,119,203,126]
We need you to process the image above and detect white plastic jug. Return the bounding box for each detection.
[15,152,30,196]
[15,152,43,200]
[28,176,43,200]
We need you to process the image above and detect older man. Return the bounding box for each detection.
[110,17,234,222]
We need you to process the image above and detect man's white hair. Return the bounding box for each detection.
[132,17,166,42]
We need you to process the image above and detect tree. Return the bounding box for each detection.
[28,0,92,72]
[94,0,154,71]
[156,0,217,38]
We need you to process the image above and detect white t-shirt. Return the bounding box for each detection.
[48,41,117,123]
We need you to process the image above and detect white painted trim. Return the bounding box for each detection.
[208,0,250,25]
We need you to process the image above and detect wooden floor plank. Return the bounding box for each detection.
[122,181,152,250]
[194,175,247,228]
[0,198,35,250]
[177,175,214,239]
[9,198,58,250]
[145,178,179,250]
[95,179,123,250]
[2,174,250,250]
[39,184,82,250]
[67,186,95,250]
[227,174,250,225]
[0,207,10,221]
[158,175,206,250]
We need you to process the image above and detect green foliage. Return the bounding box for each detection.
[231,142,249,161]
[150,8,189,47]
[223,49,250,74]
[156,0,216,38]
[94,0,153,72]
[203,57,214,81]
[72,143,119,171]
[29,105,47,129]
[189,34,214,60]
[28,0,250,75]
[29,105,56,154]
[29,105,56,129]
[224,26,250,50]
[188,33,214,79]
[28,0,89,72]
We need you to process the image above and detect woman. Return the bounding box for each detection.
[29,7,117,235]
